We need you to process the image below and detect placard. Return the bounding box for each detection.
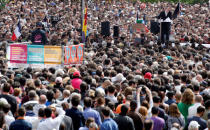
[10,44,27,63]
[27,45,44,64]
[44,46,62,64]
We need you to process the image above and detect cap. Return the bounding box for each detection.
[144,72,152,80]
[55,77,62,83]
[73,71,80,77]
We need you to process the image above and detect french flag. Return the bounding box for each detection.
[11,21,21,41]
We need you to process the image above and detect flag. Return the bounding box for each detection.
[82,7,87,43]
[173,3,181,19]
[11,21,21,41]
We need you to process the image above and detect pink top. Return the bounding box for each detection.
[71,78,82,91]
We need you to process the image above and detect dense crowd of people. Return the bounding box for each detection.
[0,0,209,130]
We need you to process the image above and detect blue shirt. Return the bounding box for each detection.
[83,107,102,126]
[45,101,52,106]
[9,119,32,130]
[165,99,176,105]
[187,116,207,130]
[66,107,85,130]
[100,118,118,130]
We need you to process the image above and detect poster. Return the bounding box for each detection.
[27,45,44,64]
[7,44,84,68]
[44,46,62,64]
[64,45,77,64]
[10,44,27,63]
[64,44,84,65]
[76,44,84,64]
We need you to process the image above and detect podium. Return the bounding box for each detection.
[160,22,171,43]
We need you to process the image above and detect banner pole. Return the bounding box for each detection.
[81,0,85,36]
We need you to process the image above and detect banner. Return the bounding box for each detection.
[7,44,84,68]
[10,44,27,63]
[64,44,84,65]
[27,45,44,64]
[44,46,62,64]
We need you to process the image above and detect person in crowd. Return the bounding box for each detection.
[166,103,185,129]
[71,71,83,91]
[89,122,99,130]
[79,118,95,130]
[165,91,176,106]
[83,97,102,126]
[0,83,17,115]
[22,90,38,109]
[66,94,85,130]
[188,95,203,118]
[25,108,45,130]
[139,106,148,121]
[31,22,47,45]
[9,108,32,130]
[203,100,210,120]
[33,95,46,116]
[106,85,118,104]
[37,107,65,130]
[178,88,195,123]
[127,100,144,130]
[152,96,167,120]
[186,106,207,130]
[100,106,118,130]
[3,104,15,127]
[0,111,8,130]
[144,120,154,130]
[150,107,165,130]
[114,105,135,130]
[188,121,200,130]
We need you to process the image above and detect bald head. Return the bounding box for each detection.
[39,95,47,104]
[195,95,203,103]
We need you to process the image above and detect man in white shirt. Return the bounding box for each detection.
[23,90,38,108]
[37,107,65,130]
[188,95,203,118]
[33,95,46,116]
[59,90,70,106]
[25,108,45,130]
[106,85,117,104]
[3,104,15,127]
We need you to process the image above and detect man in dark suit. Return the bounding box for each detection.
[158,7,172,44]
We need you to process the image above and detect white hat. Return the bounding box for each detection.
[55,77,62,83]
[55,69,64,76]
[188,121,200,130]
[111,73,126,83]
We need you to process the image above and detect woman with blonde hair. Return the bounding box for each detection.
[166,103,185,129]
[139,106,148,121]
[178,88,194,123]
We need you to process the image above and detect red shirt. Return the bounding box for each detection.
[71,78,82,91]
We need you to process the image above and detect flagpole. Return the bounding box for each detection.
[81,0,84,36]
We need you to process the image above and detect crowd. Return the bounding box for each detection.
[0,0,210,130]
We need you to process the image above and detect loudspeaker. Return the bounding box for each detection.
[150,20,160,35]
[101,21,110,36]
[113,26,119,37]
